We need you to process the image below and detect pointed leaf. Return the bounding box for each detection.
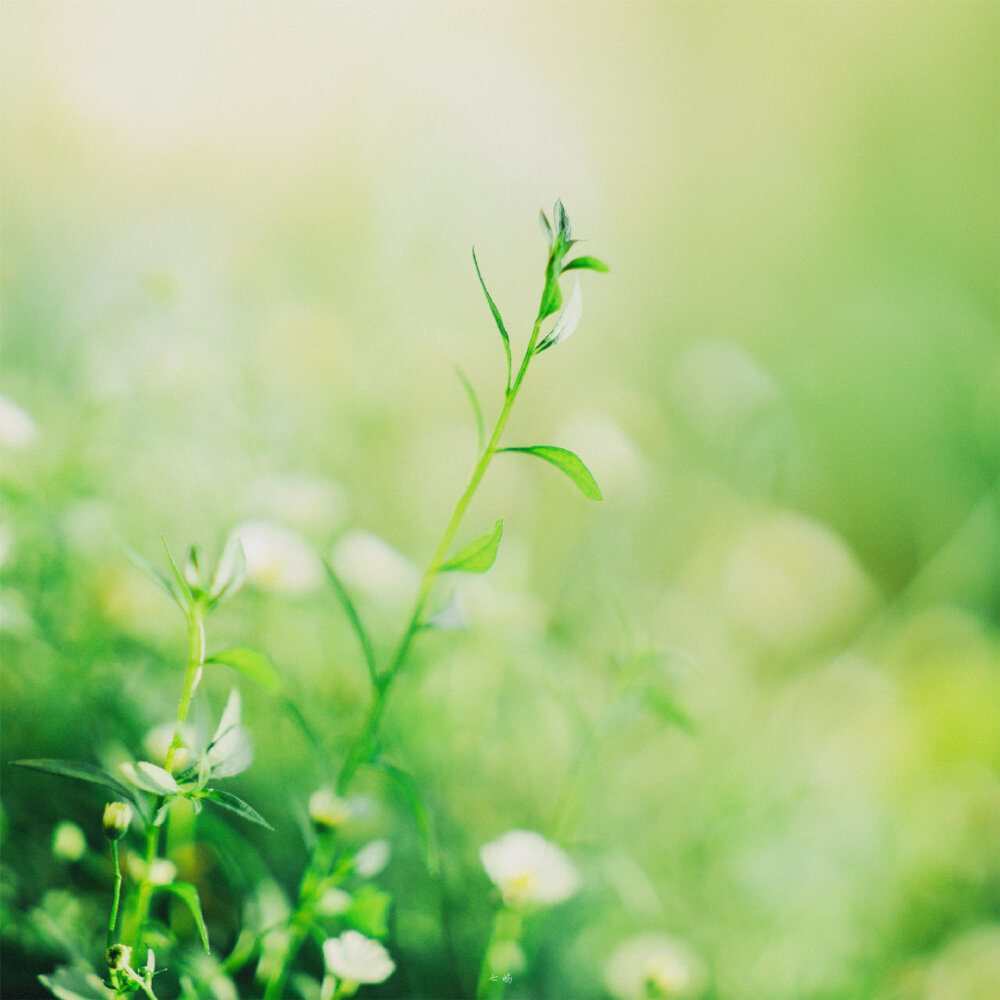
[536,277,583,353]
[210,535,247,604]
[39,967,114,1000]
[374,759,439,876]
[499,445,603,500]
[455,367,485,455]
[641,688,695,733]
[562,255,609,274]
[156,882,209,951]
[122,543,185,611]
[537,271,563,322]
[160,536,193,609]
[13,759,146,816]
[472,248,512,392]
[206,647,282,693]
[121,761,180,796]
[554,199,571,244]
[322,561,377,689]
[438,519,503,574]
[202,788,274,830]
[539,208,553,248]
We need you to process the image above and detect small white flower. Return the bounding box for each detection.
[353,839,391,878]
[229,520,324,597]
[308,788,352,830]
[323,930,395,984]
[479,829,580,907]
[603,933,704,1000]
[330,531,417,604]
[0,394,38,449]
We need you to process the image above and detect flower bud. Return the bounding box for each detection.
[106,943,132,973]
[102,802,133,841]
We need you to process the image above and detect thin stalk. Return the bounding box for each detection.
[107,841,122,950]
[338,317,544,793]
[130,604,206,950]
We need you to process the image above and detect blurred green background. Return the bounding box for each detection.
[2,3,998,999]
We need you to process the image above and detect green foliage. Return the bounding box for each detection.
[472,248,512,393]
[154,883,210,952]
[499,446,603,500]
[12,759,148,819]
[205,648,282,694]
[438,519,503,574]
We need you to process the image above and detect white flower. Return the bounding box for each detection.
[228,520,323,597]
[323,930,395,984]
[308,788,353,830]
[479,829,580,907]
[0,394,38,449]
[316,887,352,916]
[603,933,704,1000]
[330,531,417,605]
[353,839,391,878]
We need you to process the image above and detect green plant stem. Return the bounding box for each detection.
[338,317,544,793]
[107,841,122,950]
[130,605,206,950]
[263,833,338,1000]
[475,907,521,999]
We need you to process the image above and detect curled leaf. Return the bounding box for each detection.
[536,277,583,353]
[562,255,609,274]
[438,519,503,574]
[499,445,603,501]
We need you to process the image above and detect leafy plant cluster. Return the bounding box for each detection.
[7,204,694,1000]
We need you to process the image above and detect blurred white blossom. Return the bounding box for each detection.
[52,822,87,862]
[480,829,580,907]
[604,933,704,999]
[330,530,417,605]
[353,839,390,878]
[0,394,38,449]
[229,520,323,597]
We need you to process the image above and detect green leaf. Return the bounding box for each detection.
[39,967,114,1000]
[202,788,274,829]
[13,759,147,816]
[209,535,247,605]
[641,688,695,733]
[122,543,186,612]
[498,446,603,501]
[554,199,571,245]
[562,255,609,273]
[374,760,440,876]
[156,882,210,952]
[537,271,563,322]
[539,208,553,248]
[345,884,392,939]
[160,536,193,609]
[535,277,583,353]
[206,647,282,694]
[455,367,485,455]
[121,761,180,796]
[472,248,512,393]
[322,561,377,690]
[438,518,503,574]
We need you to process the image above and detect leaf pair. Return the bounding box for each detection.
[125,535,246,616]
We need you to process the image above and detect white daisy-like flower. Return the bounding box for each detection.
[323,930,395,984]
[479,829,580,907]
[308,788,353,830]
[603,933,704,999]
[228,520,323,597]
[353,839,391,878]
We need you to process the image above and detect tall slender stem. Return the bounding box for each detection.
[107,841,122,950]
[337,318,543,793]
[129,604,206,950]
